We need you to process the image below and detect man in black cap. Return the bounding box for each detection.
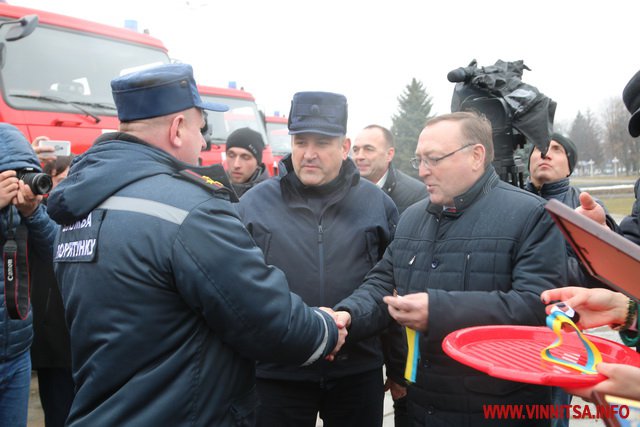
[225,127,270,197]
[619,70,640,245]
[46,64,346,426]
[237,91,398,426]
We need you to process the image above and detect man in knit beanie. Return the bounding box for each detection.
[225,127,269,197]
[525,131,612,427]
[527,132,578,184]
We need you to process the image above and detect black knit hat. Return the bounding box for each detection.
[528,132,578,176]
[226,127,265,163]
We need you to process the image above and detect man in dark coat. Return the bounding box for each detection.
[332,111,567,426]
[47,64,345,427]
[620,70,640,245]
[525,132,616,287]
[352,124,427,215]
[352,123,426,425]
[237,91,398,426]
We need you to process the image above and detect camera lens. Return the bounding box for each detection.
[20,172,53,195]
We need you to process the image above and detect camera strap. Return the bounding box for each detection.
[3,209,30,320]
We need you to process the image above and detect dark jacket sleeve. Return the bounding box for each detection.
[24,203,58,262]
[616,178,640,245]
[173,200,338,365]
[334,244,396,341]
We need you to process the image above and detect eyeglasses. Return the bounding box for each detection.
[410,143,474,170]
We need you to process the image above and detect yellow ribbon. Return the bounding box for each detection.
[541,309,602,374]
[404,327,420,383]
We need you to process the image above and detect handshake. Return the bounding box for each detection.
[319,308,352,362]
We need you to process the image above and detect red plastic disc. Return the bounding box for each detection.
[442,325,640,387]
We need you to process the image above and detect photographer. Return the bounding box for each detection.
[0,123,58,427]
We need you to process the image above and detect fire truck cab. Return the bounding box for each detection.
[0,4,172,154]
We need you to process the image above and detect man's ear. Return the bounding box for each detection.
[342,137,351,159]
[471,143,486,171]
[387,146,396,163]
[169,114,185,148]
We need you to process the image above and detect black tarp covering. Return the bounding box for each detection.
[450,59,556,157]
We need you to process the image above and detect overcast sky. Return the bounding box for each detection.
[10,0,640,138]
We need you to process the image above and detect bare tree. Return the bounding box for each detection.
[601,97,640,174]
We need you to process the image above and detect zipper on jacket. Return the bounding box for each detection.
[317,223,325,304]
[463,253,471,291]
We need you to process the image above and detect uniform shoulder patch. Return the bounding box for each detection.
[177,169,239,202]
[179,169,224,190]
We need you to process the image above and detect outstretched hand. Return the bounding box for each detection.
[541,287,629,330]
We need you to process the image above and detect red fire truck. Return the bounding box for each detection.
[0,3,171,153]
[265,115,290,172]
[198,85,273,173]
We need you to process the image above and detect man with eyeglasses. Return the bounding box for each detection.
[46,64,347,426]
[330,111,567,426]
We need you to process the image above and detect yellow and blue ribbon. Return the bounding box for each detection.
[404,327,420,383]
[541,309,602,374]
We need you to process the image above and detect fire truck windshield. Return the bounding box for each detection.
[200,94,269,144]
[0,22,170,115]
[266,121,290,155]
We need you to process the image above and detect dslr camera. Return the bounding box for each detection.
[16,168,53,195]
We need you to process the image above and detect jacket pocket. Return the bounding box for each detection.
[230,386,259,427]
[364,229,380,267]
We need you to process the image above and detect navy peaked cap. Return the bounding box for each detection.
[288,91,348,136]
[111,63,228,122]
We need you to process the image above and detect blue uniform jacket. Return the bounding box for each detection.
[47,134,338,426]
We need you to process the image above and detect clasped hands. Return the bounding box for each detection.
[319,291,429,361]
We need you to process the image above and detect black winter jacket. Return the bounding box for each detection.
[237,156,398,381]
[524,177,616,288]
[47,134,339,427]
[29,201,71,369]
[619,178,640,245]
[230,163,271,198]
[337,168,567,426]
[381,163,427,215]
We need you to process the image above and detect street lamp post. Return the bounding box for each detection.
[612,157,619,177]
[588,159,595,177]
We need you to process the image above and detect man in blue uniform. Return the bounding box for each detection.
[47,64,345,427]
